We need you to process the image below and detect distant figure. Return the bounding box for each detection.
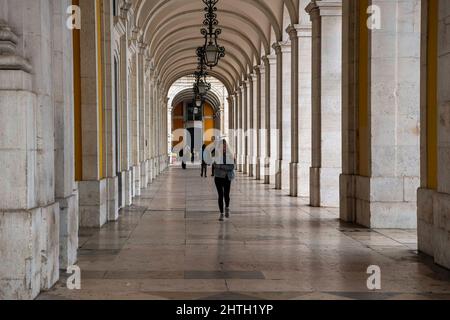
[213,139,235,221]
[191,147,195,164]
[211,146,216,177]
[179,148,186,169]
[201,144,208,177]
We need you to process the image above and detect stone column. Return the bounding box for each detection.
[237,87,243,172]
[341,0,421,227]
[248,75,255,177]
[298,23,313,199]
[148,74,154,183]
[307,0,342,207]
[51,0,79,269]
[118,31,132,208]
[227,96,234,150]
[287,25,299,197]
[433,0,450,268]
[242,81,248,174]
[129,49,140,198]
[273,43,283,190]
[416,0,450,269]
[0,2,60,299]
[262,56,273,184]
[281,42,292,192]
[138,42,148,190]
[234,93,238,159]
[254,66,263,180]
[101,0,119,221]
[78,0,109,227]
[144,58,151,186]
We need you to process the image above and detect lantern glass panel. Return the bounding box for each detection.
[206,44,218,65]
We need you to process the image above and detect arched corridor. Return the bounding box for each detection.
[39,168,450,300]
[1,0,450,300]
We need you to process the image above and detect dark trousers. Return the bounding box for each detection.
[214,177,231,214]
[201,163,207,177]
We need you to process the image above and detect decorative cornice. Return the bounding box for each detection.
[0,20,32,73]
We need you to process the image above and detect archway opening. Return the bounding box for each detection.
[167,76,228,165]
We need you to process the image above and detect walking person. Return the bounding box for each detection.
[201,144,208,177]
[213,139,235,221]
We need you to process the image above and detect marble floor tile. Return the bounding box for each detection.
[39,167,450,300]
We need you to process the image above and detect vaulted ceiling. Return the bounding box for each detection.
[130,0,310,95]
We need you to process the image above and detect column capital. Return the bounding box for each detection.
[262,54,277,67]
[137,41,147,55]
[254,65,262,75]
[247,73,255,84]
[272,42,282,55]
[287,24,312,39]
[306,0,342,17]
[286,24,299,40]
[120,0,132,20]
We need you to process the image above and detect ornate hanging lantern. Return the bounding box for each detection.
[199,0,225,69]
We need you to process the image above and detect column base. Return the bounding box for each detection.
[289,162,298,197]
[141,161,149,190]
[298,163,310,198]
[243,156,249,175]
[340,175,418,228]
[275,160,282,190]
[157,156,161,175]
[79,179,107,228]
[132,165,141,197]
[57,192,79,270]
[264,157,271,185]
[0,202,60,300]
[310,167,340,207]
[418,188,450,269]
[339,174,356,222]
[248,163,254,177]
[124,169,133,206]
[106,176,119,222]
[238,155,243,172]
[148,159,153,184]
[255,157,261,180]
[281,160,290,191]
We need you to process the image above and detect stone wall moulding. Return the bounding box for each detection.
[0,20,32,73]
[306,0,343,17]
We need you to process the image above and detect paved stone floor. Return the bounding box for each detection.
[39,167,450,300]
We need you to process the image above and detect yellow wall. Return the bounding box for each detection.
[73,0,82,181]
[172,103,184,148]
[203,103,215,144]
[427,0,438,190]
[357,0,370,177]
[173,102,183,116]
[170,102,218,146]
[96,0,104,179]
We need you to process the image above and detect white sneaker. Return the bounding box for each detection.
[219,214,224,221]
[225,208,230,218]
